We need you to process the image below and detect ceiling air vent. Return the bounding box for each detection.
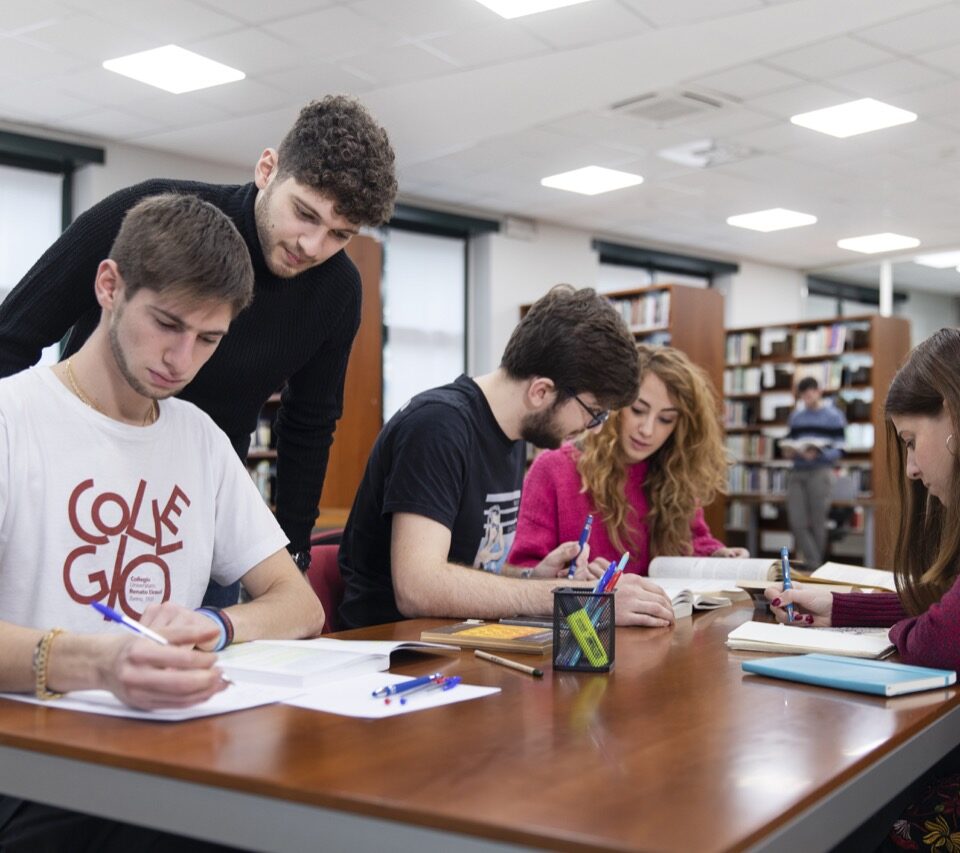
[612,90,723,125]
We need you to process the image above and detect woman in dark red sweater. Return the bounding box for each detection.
[765,328,960,851]
[766,327,960,670]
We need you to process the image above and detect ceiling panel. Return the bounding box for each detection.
[766,36,896,77]
[856,4,960,52]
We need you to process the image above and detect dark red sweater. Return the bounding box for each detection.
[832,580,960,671]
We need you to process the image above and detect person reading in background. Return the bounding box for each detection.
[0,95,398,609]
[508,344,747,587]
[783,376,847,568]
[0,195,323,852]
[765,328,960,851]
[338,286,676,631]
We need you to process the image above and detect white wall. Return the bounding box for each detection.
[73,140,249,216]
[895,289,960,347]
[715,261,805,329]
[469,222,598,373]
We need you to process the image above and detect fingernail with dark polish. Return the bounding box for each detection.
[772,598,781,607]
[805,614,814,624]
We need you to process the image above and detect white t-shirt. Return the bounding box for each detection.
[0,367,288,634]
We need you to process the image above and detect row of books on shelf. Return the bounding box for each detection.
[724,360,872,395]
[249,417,273,452]
[726,464,873,498]
[726,322,872,365]
[609,290,670,331]
[250,459,276,504]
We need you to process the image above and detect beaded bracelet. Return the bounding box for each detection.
[33,628,65,700]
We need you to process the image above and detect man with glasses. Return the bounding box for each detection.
[338,285,677,630]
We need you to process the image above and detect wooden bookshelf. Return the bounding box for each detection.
[723,315,910,568]
[522,283,727,537]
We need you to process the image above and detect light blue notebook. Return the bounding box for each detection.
[742,653,957,696]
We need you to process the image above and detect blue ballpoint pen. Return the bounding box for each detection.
[780,547,796,623]
[91,601,169,645]
[400,676,462,705]
[371,672,444,699]
[567,514,594,578]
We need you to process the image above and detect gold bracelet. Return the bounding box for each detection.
[32,628,65,700]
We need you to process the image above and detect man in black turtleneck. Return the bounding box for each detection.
[0,95,397,607]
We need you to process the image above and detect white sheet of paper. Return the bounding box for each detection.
[283,672,500,718]
[0,681,302,721]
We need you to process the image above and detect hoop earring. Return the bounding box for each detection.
[948,434,956,456]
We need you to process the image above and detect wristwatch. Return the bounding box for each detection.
[290,550,312,572]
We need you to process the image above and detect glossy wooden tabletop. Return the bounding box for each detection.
[1,604,958,852]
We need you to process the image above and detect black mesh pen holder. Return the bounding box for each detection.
[552,587,615,673]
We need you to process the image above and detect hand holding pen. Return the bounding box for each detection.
[88,602,229,710]
[567,514,594,578]
[780,547,796,623]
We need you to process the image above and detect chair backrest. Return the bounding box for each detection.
[305,544,344,634]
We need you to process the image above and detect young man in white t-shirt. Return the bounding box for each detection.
[0,194,323,852]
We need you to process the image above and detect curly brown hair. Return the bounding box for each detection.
[577,345,729,557]
[277,95,397,226]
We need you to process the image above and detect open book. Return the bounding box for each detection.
[797,562,896,592]
[648,556,779,618]
[726,621,894,659]
[779,436,834,454]
[217,638,456,688]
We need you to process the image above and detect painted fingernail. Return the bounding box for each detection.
[772,598,781,607]
[805,614,814,624]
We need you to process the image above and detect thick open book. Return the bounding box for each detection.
[648,556,778,618]
[217,638,455,688]
[419,621,552,654]
[726,621,894,659]
[742,653,956,697]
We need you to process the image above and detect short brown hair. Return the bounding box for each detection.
[109,194,254,317]
[501,285,639,410]
[277,95,397,226]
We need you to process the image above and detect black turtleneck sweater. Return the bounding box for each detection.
[0,179,361,554]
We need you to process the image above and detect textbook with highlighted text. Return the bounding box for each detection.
[419,621,552,655]
[217,637,455,688]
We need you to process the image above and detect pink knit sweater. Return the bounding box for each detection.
[507,444,723,575]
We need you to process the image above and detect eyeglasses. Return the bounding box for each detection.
[565,389,609,430]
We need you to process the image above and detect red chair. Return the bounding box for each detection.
[306,543,344,634]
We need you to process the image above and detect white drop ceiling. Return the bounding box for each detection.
[2,0,960,291]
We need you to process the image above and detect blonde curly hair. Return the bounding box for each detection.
[576,345,729,557]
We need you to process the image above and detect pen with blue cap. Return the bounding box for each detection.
[780,547,796,623]
[91,601,169,645]
[371,672,443,699]
[399,675,461,705]
[567,514,594,578]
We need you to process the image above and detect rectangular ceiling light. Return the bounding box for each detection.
[473,0,596,19]
[726,208,817,233]
[103,45,245,94]
[541,165,643,195]
[914,250,960,269]
[837,233,920,254]
[790,98,916,138]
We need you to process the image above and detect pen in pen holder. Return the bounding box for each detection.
[552,587,615,673]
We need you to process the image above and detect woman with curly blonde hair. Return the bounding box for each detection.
[509,344,746,574]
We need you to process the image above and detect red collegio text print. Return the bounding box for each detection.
[63,479,191,618]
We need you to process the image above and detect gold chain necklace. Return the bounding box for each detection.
[64,359,158,426]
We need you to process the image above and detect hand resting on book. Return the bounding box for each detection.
[764,586,834,627]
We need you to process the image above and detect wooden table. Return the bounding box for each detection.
[2,604,959,852]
